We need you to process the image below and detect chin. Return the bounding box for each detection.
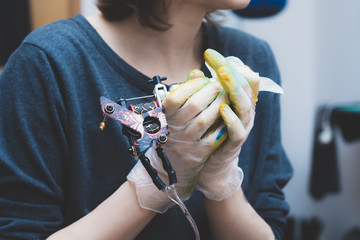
[224,0,251,10]
[202,0,251,10]
[180,0,250,11]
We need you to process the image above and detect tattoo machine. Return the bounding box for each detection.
[99,76,200,240]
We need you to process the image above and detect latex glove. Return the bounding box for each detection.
[127,70,229,213]
[195,49,261,201]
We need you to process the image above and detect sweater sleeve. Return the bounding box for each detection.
[254,95,293,239]
[250,42,293,240]
[0,43,68,239]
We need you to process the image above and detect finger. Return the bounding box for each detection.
[168,80,222,126]
[217,66,253,127]
[204,49,259,103]
[241,65,260,102]
[204,49,227,71]
[200,104,247,157]
[187,69,205,81]
[202,104,247,166]
[226,56,261,102]
[183,90,230,141]
[219,103,247,147]
[163,77,209,115]
[200,122,228,153]
[249,76,260,102]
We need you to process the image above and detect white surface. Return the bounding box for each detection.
[81,0,99,16]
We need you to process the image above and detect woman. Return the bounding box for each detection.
[0,0,293,239]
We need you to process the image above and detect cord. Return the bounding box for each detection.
[164,185,200,240]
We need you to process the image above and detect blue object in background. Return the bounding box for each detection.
[233,0,287,18]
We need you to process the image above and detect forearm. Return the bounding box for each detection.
[47,181,155,240]
[204,188,274,240]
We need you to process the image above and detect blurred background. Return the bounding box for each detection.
[1,0,359,239]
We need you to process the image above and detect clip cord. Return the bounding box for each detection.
[165,186,201,240]
[139,148,200,240]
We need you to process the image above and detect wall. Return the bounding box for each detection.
[29,0,80,30]
[81,0,99,16]
[79,0,360,239]
[312,0,360,239]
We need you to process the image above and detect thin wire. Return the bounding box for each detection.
[125,95,155,101]
[165,185,200,240]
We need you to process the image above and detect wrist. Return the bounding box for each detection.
[127,161,175,213]
[196,164,243,201]
[204,188,275,240]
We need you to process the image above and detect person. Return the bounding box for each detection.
[0,0,293,239]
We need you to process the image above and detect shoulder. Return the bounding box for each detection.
[1,15,95,97]
[22,14,91,56]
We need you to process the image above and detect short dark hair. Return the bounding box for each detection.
[96,0,219,31]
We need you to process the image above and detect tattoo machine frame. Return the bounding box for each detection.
[99,76,200,240]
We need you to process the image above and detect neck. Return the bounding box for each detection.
[88,2,207,84]
[119,2,206,60]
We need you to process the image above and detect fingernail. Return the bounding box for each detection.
[216,126,227,141]
[187,69,205,81]
[219,103,231,115]
[169,77,209,96]
[217,67,231,82]
[204,49,227,71]
[217,67,237,93]
[249,80,260,102]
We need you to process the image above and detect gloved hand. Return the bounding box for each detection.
[127,70,230,213]
[195,49,260,201]
[128,48,283,211]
